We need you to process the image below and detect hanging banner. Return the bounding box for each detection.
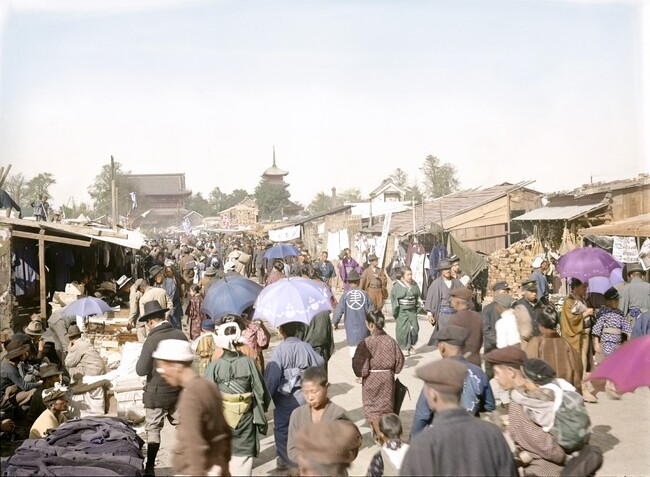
[612,236,639,263]
[269,225,301,242]
[375,212,392,266]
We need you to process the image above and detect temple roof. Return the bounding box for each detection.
[262,146,289,177]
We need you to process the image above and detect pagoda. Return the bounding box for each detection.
[262,146,289,187]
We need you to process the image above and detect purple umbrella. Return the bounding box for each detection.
[587,336,650,393]
[253,277,333,327]
[588,268,624,294]
[264,244,301,260]
[62,296,113,317]
[556,247,621,282]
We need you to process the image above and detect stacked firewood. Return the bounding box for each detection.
[487,237,541,299]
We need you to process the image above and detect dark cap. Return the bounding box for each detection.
[415,359,467,395]
[436,259,453,271]
[492,281,510,292]
[295,420,362,465]
[138,301,169,322]
[604,287,620,300]
[520,279,537,292]
[449,254,460,264]
[522,358,556,384]
[449,287,472,300]
[367,254,378,262]
[42,387,67,405]
[431,325,469,346]
[346,270,361,283]
[484,345,527,368]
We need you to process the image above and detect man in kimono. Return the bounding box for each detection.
[619,263,650,324]
[402,358,517,476]
[482,281,511,378]
[360,254,388,311]
[264,322,324,472]
[530,255,550,305]
[424,258,463,346]
[514,279,541,341]
[332,270,372,365]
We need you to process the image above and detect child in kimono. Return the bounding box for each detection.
[185,285,206,340]
[286,366,349,474]
[191,319,217,377]
[367,413,410,477]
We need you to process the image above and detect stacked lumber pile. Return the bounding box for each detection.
[487,237,543,299]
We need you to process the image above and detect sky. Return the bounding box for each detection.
[0,0,648,211]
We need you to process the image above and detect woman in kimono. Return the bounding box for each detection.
[390,266,422,355]
[352,310,405,442]
[204,321,271,477]
[337,248,363,293]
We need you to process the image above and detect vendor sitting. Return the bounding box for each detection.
[29,385,69,439]
[26,363,63,427]
[0,342,41,415]
[64,326,106,418]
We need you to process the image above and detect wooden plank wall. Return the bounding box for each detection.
[451,223,508,255]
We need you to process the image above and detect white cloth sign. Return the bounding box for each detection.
[375,212,392,266]
[612,236,639,263]
[326,229,350,257]
[269,225,301,242]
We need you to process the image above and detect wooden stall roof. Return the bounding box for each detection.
[366,182,539,235]
[579,213,650,237]
[0,217,145,249]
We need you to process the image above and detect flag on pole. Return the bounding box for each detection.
[182,216,192,233]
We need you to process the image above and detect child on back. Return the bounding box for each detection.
[191,319,218,377]
[287,366,349,472]
[367,413,410,477]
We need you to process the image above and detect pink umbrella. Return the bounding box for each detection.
[587,336,650,393]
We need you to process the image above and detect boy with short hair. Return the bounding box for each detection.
[286,366,348,471]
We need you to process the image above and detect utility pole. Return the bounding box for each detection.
[111,156,118,230]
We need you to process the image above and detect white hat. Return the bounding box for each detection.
[116,275,133,289]
[215,323,246,352]
[152,339,194,362]
[531,255,547,268]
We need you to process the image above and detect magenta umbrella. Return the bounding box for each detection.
[556,247,621,282]
[587,336,650,393]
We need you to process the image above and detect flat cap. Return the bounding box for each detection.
[134,278,145,289]
[435,258,453,271]
[522,358,556,385]
[492,281,510,292]
[295,420,362,465]
[430,324,469,346]
[449,254,460,264]
[484,345,527,368]
[449,287,472,300]
[520,279,537,292]
[415,359,467,395]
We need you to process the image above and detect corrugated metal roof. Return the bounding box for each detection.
[513,203,607,221]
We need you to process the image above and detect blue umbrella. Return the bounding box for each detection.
[253,277,333,327]
[62,296,113,317]
[201,275,263,321]
[264,244,301,260]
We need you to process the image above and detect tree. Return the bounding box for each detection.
[338,188,363,204]
[389,168,409,189]
[208,187,226,213]
[307,192,337,215]
[222,189,250,211]
[88,162,132,216]
[420,155,459,198]
[405,180,425,205]
[254,180,291,220]
[186,192,212,216]
[26,172,56,201]
[5,173,27,208]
